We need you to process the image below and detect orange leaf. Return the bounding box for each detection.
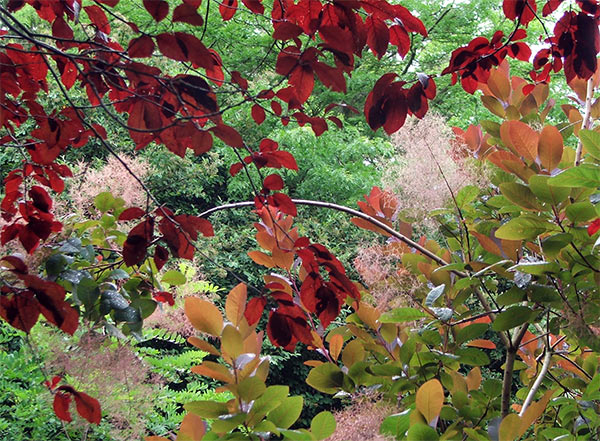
[538,125,563,171]
[329,334,344,361]
[467,339,496,349]
[187,337,220,356]
[248,250,276,268]
[225,283,247,326]
[177,413,206,441]
[191,361,234,383]
[185,297,223,336]
[500,120,539,163]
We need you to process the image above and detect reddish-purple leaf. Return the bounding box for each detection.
[251,104,266,124]
[72,391,102,424]
[118,207,146,221]
[143,0,169,22]
[219,0,237,20]
[173,3,204,26]
[53,392,72,422]
[127,35,155,58]
[263,174,284,191]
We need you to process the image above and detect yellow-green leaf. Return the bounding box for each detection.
[415,379,444,424]
[499,413,521,441]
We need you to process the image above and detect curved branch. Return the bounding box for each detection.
[198,198,468,276]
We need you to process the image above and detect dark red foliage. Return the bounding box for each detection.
[123,218,154,267]
[153,291,175,306]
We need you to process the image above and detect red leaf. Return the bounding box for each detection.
[210,124,243,148]
[263,174,284,191]
[45,375,62,390]
[389,25,410,58]
[231,71,249,90]
[251,104,266,125]
[245,297,266,325]
[118,207,146,221]
[153,245,169,271]
[0,291,40,333]
[241,0,264,14]
[219,0,237,20]
[72,391,102,424]
[503,0,536,26]
[156,33,189,62]
[24,275,78,335]
[123,219,154,267]
[53,392,72,422]
[52,17,74,40]
[229,162,244,177]
[327,116,343,129]
[273,22,303,40]
[0,256,28,274]
[191,130,213,156]
[366,16,390,59]
[143,0,169,22]
[271,100,282,116]
[271,193,297,216]
[127,35,155,58]
[173,3,204,26]
[29,186,52,213]
[84,5,110,34]
[153,291,175,306]
[588,218,600,236]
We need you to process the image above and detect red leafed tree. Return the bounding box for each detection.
[1,0,599,430]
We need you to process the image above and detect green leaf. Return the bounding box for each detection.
[509,261,560,275]
[306,363,344,394]
[566,202,597,223]
[495,216,555,240]
[579,129,600,160]
[497,287,525,306]
[46,254,68,276]
[425,284,445,307]
[268,396,303,429]
[310,411,336,440]
[455,323,488,346]
[407,423,439,441]
[130,298,156,318]
[113,306,141,323]
[280,429,314,440]
[162,270,186,285]
[528,175,571,204]
[455,348,490,366]
[238,376,266,402]
[94,191,115,213]
[548,164,600,188]
[380,307,428,323]
[541,233,572,259]
[456,185,480,209]
[77,278,100,310]
[108,269,130,280]
[491,306,533,332]
[380,410,410,439]
[184,400,229,418]
[499,182,543,210]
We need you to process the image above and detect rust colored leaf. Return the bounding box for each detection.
[538,125,563,171]
[225,283,247,326]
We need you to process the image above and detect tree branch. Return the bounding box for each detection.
[575,78,594,166]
